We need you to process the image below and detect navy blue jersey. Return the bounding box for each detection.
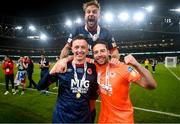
[67,25,117,56]
[37,61,98,123]
[39,59,49,71]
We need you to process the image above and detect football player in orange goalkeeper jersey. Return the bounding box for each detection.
[92,41,157,123]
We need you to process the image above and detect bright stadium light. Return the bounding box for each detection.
[145,6,154,12]
[15,26,22,30]
[40,33,47,40]
[29,25,36,31]
[75,18,82,24]
[118,12,129,22]
[65,20,72,27]
[104,12,113,23]
[133,12,145,22]
[170,8,180,12]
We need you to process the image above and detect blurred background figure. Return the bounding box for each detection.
[2,55,15,95]
[151,58,157,73]
[27,56,37,88]
[144,58,149,70]
[39,53,50,95]
[14,56,28,95]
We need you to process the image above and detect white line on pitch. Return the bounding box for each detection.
[96,100,180,118]
[165,66,180,81]
[1,82,180,118]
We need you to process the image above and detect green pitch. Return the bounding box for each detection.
[0,63,180,123]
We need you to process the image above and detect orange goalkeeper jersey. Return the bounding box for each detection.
[96,63,141,123]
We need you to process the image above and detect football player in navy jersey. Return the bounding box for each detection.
[58,1,119,121]
[37,36,99,123]
[60,0,119,59]
[39,53,50,95]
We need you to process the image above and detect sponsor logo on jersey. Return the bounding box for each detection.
[71,79,90,94]
[77,68,84,73]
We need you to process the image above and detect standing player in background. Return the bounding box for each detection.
[92,41,157,123]
[39,53,50,95]
[27,56,37,88]
[144,58,149,70]
[14,56,28,95]
[58,1,119,121]
[151,58,157,73]
[2,55,16,95]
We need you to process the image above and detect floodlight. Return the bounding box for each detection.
[133,12,145,22]
[170,8,180,12]
[15,26,22,30]
[40,33,47,40]
[75,18,82,24]
[29,25,36,31]
[65,20,72,27]
[145,6,154,12]
[104,12,113,23]
[118,12,129,22]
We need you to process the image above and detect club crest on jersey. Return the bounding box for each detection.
[110,72,116,77]
[128,66,138,77]
[87,68,92,75]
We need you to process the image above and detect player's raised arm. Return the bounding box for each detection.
[124,54,157,89]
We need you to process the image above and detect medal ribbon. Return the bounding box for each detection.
[72,60,87,86]
[97,64,110,91]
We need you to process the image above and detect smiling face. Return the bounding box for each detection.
[71,39,88,63]
[84,5,100,29]
[93,43,109,65]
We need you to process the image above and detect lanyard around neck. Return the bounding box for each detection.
[72,60,87,82]
[97,64,110,90]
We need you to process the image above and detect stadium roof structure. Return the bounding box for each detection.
[0,0,178,17]
[0,0,180,57]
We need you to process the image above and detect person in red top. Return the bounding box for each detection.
[2,55,16,95]
[92,41,157,123]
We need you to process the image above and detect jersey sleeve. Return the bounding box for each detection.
[106,29,118,50]
[36,72,58,90]
[126,66,142,82]
[67,26,78,44]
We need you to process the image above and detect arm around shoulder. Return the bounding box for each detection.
[60,43,71,59]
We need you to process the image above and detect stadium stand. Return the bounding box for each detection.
[0,6,180,63]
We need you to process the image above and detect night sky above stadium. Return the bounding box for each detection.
[0,0,178,18]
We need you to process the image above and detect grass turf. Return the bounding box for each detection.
[0,63,180,122]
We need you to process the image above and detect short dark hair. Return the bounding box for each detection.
[40,52,45,56]
[70,35,88,47]
[83,0,100,12]
[5,55,9,58]
[92,40,109,50]
[4,55,10,60]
